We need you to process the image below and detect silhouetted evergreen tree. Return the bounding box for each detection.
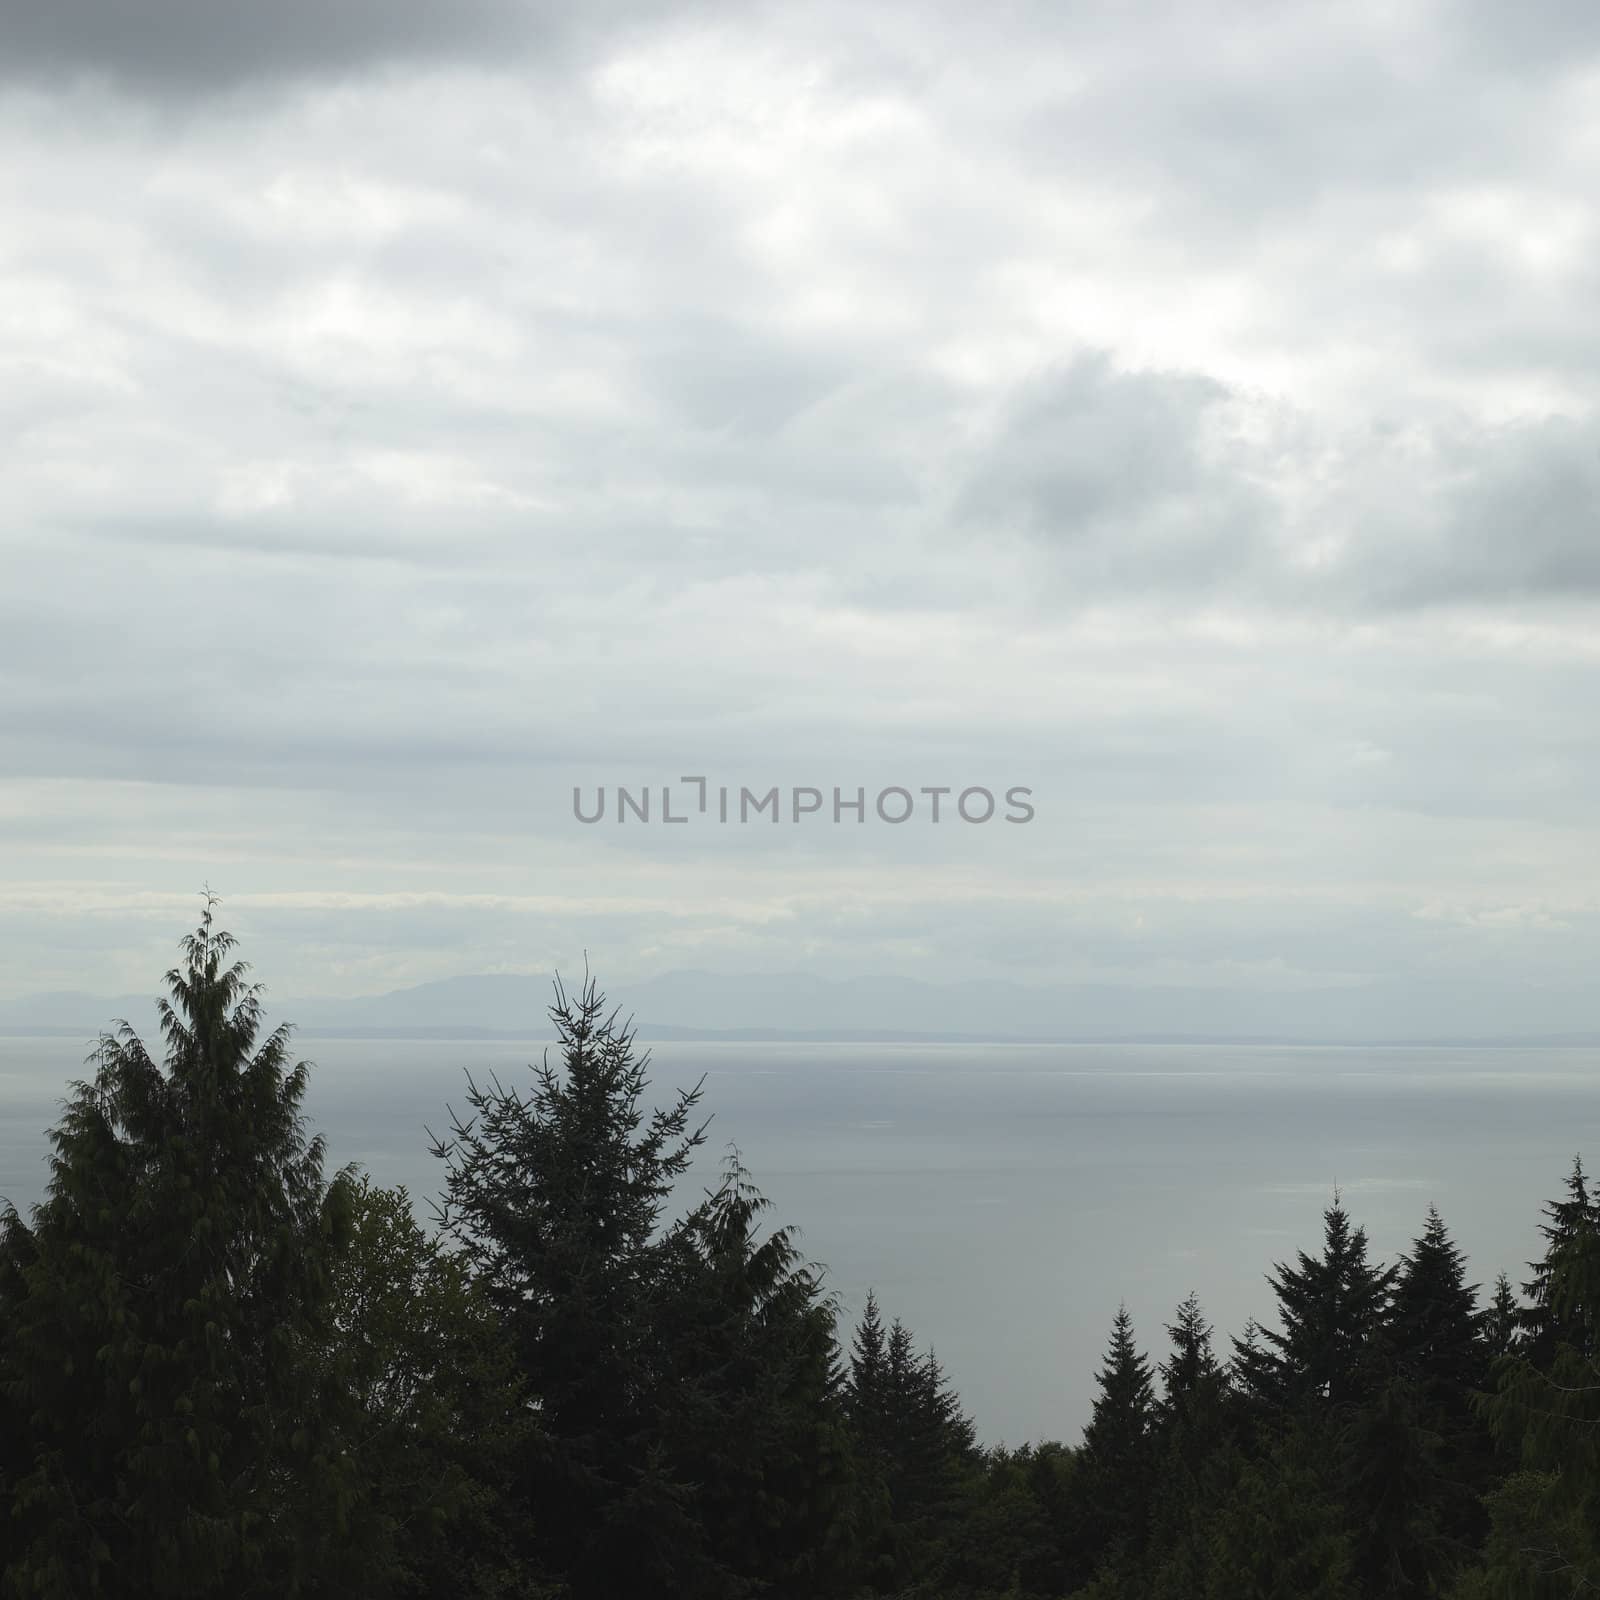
[1518,1154,1596,1366]
[0,907,378,1599]
[1379,1205,1491,1578]
[847,1290,890,1452]
[844,1296,977,1593]
[1244,1196,1395,1413]
[1141,1295,1228,1600]
[1075,1305,1157,1577]
[1469,1189,1600,1597]
[657,1152,858,1598]
[1157,1291,1222,1437]
[429,975,716,1599]
[1483,1272,1521,1363]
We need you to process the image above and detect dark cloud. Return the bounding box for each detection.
[1381,421,1600,604]
[1450,0,1600,69]
[0,0,679,96]
[957,358,1600,610]
[955,356,1273,590]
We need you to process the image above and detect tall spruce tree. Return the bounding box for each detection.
[1392,1207,1482,1396]
[1518,1154,1596,1366]
[1077,1304,1157,1572]
[0,906,375,1599]
[655,1151,858,1598]
[847,1290,890,1456]
[1483,1272,1521,1363]
[1143,1294,1228,1599]
[429,974,714,1599]
[1474,1180,1600,1597]
[1246,1196,1395,1412]
[843,1297,976,1593]
[1374,1205,1490,1582]
[1158,1291,1222,1435]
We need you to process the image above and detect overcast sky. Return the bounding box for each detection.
[3,0,1599,1027]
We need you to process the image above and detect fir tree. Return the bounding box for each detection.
[1144,1294,1228,1596]
[1482,1272,1521,1363]
[0,905,376,1599]
[1158,1291,1222,1434]
[1475,1187,1600,1596]
[842,1297,976,1593]
[847,1289,890,1457]
[656,1151,858,1598]
[1379,1206,1490,1579]
[1077,1304,1157,1572]
[1248,1195,1395,1412]
[1519,1154,1596,1365]
[429,974,714,1599]
[1392,1207,1482,1393]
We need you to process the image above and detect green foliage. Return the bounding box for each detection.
[0,906,378,1598]
[328,1176,547,1597]
[845,1291,981,1594]
[1468,1187,1600,1597]
[655,1151,860,1598]
[429,974,717,1597]
[1483,1273,1522,1364]
[1242,1196,1396,1412]
[1070,1305,1157,1583]
[1195,1429,1359,1600]
[1517,1155,1596,1367]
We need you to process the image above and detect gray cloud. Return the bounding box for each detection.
[0,0,726,97]
[0,0,532,93]
[955,357,1273,591]
[956,359,1600,610]
[2,0,1600,1033]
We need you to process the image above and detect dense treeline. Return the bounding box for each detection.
[2,913,1597,1597]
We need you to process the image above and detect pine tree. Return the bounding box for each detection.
[1158,1291,1222,1433]
[842,1297,976,1593]
[1519,1154,1596,1365]
[847,1290,890,1456]
[1482,1272,1521,1363]
[1375,1206,1490,1582]
[0,906,376,1598]
[655,1151,858,1598]
[1248,1195,1395,1412]
[1475,1182,1600,1596]
[1083,1304,1156,1469]
[1077,1305,1157,1571]
[1227,1317,1276,1430]
[1139,1293,1231,1597]
[429,973,714,1599]
[1392,1207,1481,1393]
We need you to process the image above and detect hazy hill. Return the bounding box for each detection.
[4,970,1600,1045]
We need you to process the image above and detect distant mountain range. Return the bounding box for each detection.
[2,970,1599,1047]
